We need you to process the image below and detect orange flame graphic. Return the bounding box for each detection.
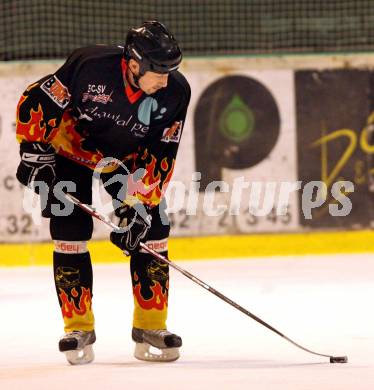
[137,152,176,206]
[16,95,58,143]
[50,112,104,168]
[127,172,160,197]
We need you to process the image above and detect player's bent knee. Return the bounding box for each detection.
[54,240,88,254]
[50,214,93,241]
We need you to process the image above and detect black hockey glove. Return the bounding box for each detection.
[16,142,56,194]
[110,204,152,256]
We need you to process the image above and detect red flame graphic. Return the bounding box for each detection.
[59,287,92,319]
[133,280,168,311]
[160,157,169,172]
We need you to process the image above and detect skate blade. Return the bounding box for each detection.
[64,345,95,365]
[134,342,180,362]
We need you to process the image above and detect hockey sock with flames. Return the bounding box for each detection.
[53,250,95,332]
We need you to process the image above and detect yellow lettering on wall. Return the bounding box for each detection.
[311,128,356,189]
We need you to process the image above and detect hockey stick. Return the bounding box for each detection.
[63,192,348,364]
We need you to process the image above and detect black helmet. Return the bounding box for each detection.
[125,21,182,75]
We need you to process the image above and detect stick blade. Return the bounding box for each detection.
[330,356,348,363]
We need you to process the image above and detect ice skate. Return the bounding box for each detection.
[59,330,96,365]
[132,327,182,362]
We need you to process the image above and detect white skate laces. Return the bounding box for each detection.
[132,327,182,362]
[59,330,96,365]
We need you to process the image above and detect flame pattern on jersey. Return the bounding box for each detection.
[16,94,58,143]
[50,112,104,167]
[16,85,177,207]
[16,46,190,208]
[16,85,105,167]
[136,149,176,206]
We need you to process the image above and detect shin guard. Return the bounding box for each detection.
[131,242,169,330]
[53,248,95,332]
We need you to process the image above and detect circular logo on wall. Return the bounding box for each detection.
[194,75,280,187]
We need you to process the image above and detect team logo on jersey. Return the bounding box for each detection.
[82,84,113,104]
[41,75,71,108]
[138,97,167,125]
[161,121,182,143]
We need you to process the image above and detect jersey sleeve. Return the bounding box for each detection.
[135,77,191,207]
[16,48,84,144]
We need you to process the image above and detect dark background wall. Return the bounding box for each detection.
[2,0,374,60]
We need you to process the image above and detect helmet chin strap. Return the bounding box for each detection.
[128,64,146,89]
[131,69,141,88]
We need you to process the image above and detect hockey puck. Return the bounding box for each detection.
[330,356,348,363]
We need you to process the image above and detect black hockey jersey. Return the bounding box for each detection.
[16,45,191,206]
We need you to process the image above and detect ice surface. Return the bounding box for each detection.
[0,254,373,390]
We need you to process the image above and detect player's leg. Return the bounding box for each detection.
[130,201,182,362]
[48,156,95,365]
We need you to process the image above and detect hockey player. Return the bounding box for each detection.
[15,21,190,364]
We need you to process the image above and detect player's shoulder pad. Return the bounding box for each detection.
[169,71,191,103]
